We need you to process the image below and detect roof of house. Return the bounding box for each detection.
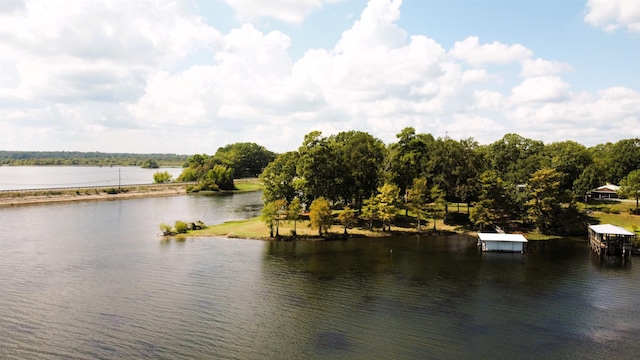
[589,224,635,236]
[593,184,620,192]
[478,233,528,242]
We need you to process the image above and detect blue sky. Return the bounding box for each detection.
[0,0,639,154]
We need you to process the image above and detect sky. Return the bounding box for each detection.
[0,0,639,154]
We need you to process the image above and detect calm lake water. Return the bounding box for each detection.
[1,191,640,359]
[0,166,184,190]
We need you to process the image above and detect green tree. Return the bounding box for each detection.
[297,131,342,204]
[338,206,358,236]
[361,195,380,231]
[213,142,276,178]
[469,202,493,232]
[377,183,400,232]
[309,197,333,237]
[261,201,279,237]
[329,131,385,208]
[470,170,507,229]
[153,171,173,184]
[487,133,546,185]
[526,168,563,233]
[407,177,429,232]
[384,128,432,204]
[272,199,287,237]
[621,169,640,214]
[141,158,159,168]
[287,197,303,236]
[430,185,446,230]
[545,140,593,197]
[260,151,300,203]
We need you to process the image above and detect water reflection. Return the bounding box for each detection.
[2,193,640,359]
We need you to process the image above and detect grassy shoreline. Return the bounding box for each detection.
[173,199,640,242]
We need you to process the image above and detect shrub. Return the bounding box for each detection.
[174,220,188,234]
[159,223,173,235]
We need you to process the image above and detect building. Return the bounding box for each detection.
[590,184,621,199]
[477,233,528,253]
[588,224,635,257]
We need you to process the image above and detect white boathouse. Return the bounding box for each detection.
[478,233,528,253]
[588,224,635,257]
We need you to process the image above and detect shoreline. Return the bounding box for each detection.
[0,184,189,207]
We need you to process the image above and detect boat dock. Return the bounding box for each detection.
[588,224,636,257]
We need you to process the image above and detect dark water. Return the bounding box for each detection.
[1,192,640,359]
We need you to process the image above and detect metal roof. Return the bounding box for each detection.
[588,224,635,236]
[478,233,528,242]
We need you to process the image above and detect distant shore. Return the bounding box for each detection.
[0,183,189,207]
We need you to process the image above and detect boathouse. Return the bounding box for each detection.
[588,224,635,257]
[478,233,528,253]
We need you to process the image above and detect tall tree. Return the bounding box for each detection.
[361,195,380,231]
[338,206,358,236]
[214,142,276,178]
[430,185,446,230]
[309,197,333,237]
[621,170,640,214]
[287,197,303,237]
[377,183,400,232]
[526,168,563,233]
[297,131,342,204]
[384,127,432,201]
[407,177,429,232]
[544,140,593,197]
[260,151,300,203]
[329,131,385,208]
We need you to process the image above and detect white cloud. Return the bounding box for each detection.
[585,0,640,33]
[521,58,572,78]
[510,76,570,104]
[449,36,533,66]
[1,0,640,154]
[222,0,345,25]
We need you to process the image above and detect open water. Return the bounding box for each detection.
[0,166,184,190]
[1,191,640,359]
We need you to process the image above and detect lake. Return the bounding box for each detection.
[0,166,185,190]
[1,191,640,359]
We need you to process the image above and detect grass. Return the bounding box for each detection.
[168,198,640,241]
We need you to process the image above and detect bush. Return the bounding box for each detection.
[174,220,188,234]
[105,188,120,195]
[159,223,173,235]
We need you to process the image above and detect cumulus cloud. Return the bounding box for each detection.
[585,0,640,33]
[222,0,345,24]
[510,76,571,104]
[449,36,533,66]
[521,58,572,78]
[1,0,640,153]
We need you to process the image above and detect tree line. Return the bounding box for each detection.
[0,151,188,167]
[259,129,640,236]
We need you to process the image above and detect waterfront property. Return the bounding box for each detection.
[590,184,620,199]
[477,233,528,253]
[588,224,636,257]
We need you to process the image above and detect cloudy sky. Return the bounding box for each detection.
[0,0,639,154]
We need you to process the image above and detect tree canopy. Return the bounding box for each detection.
[259,130,640,236]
